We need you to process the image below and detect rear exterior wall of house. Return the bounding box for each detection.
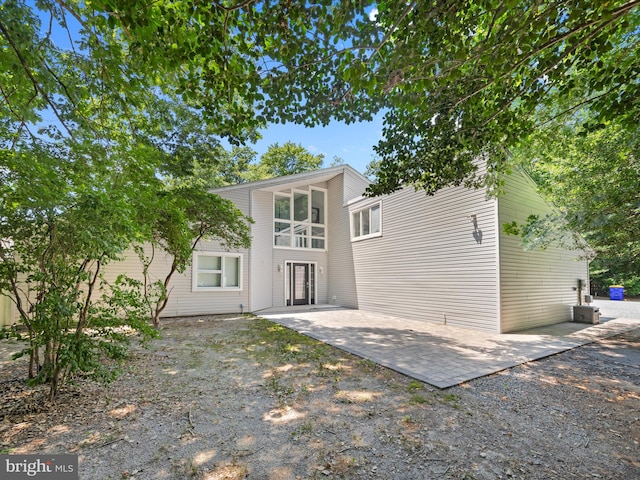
[349,183,502,332]
[326,171,368,309]
[2,167,590,331]
[497,171,589,332]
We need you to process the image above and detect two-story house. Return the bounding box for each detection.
[1,164,590,333]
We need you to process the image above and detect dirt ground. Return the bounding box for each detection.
[1,315,639,480]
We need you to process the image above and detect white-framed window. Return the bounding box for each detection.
[192,252,242,291]
[274,187,327,250]
[351,202,382,240]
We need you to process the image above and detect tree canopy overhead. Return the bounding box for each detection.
[2,1,638,195]
[365,0,639,194]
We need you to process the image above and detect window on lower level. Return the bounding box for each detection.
[193,253,242,290]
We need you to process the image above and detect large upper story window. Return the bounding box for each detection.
[192,252,242,291]
[351,202,381,240]
[274,188,326,249]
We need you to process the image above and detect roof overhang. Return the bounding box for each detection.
[211,164,369,194]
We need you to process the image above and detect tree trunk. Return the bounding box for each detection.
[48,370,59,402]
[152,261,177,328]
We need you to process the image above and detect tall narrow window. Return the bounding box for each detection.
[224,256,240,287]
[274,194,290,220]
[274,194,291,247]
[311,190,325,223]
[293,192,308,222]
[370,204,381,234]
[352,211,361,238]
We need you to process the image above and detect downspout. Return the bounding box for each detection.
[495,194,503,333]
[247,189,253,313]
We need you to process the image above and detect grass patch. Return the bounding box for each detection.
[407,380,424,392]
[409,394,430,404]
[265,373,296,406]
[440,393,461,409]
[358,358,378,371]
[242,318,333,365]
[291,420,314,438]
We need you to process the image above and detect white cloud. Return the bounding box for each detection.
[369,8,378,22]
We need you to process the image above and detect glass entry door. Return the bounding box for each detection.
[286,262,316,306]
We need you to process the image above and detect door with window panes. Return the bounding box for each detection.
[286,262,316,306]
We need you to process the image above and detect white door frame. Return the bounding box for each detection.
[284,260,317,306]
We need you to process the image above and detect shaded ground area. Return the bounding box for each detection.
[1,316,639,480]
[260,305,640,388]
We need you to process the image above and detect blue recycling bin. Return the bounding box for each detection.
[609,285,624,301]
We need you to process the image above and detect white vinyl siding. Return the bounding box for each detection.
[327,174,361,308]
[343,168,372,204]
[1,294,12,327]
[250,189,275,311]
[99,239,250,317]
[97,187,253,318]
[219,188,250,214]
[351,184,501,332]
[498,171,589,332]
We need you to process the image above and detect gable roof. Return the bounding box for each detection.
[211,164,370,193]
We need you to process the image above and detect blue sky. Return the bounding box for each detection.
[252,6,383,176]
[252,113,385,175]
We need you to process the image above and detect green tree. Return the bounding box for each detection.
[137,186,252,327]
[365,1,640,195]
[73,1,640,193]
[169,141,324,187]
[0,0,377,144]
[0,3,258,397]
[329,155,345,167]
[510,120,640,296]
[0,138,158,400]
[0,116,254,398]
[364,155,382,179]
[167,145,258,189]
[246,142,324,181]
[4,1,638,197]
